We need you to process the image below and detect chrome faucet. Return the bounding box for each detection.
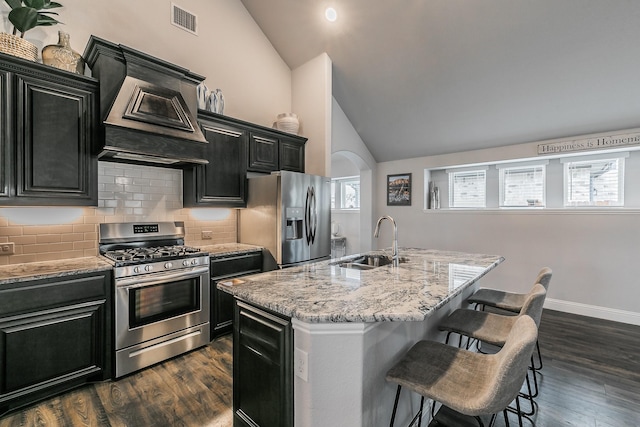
[374,215,399,267]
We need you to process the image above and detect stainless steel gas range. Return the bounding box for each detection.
[99,221,210,378]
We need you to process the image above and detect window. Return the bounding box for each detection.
[448,169,486,208]
[499,163,546,207]
[563,155,626,207]
[331,176,360,210]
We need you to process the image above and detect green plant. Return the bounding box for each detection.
[4,0,62,38]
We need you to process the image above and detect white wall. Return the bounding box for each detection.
[1,0,292,127]
[375,130,640,325]
[292,53,332,176]
[332,98,377,253]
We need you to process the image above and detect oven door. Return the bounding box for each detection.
[115,265,210,351]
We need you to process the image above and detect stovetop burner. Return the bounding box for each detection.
[103,245,202,265]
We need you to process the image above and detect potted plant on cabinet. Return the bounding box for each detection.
[1,0,62,61]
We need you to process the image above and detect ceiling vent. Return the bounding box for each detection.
[171,3,197,35]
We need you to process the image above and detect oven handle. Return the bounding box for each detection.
[115,266,209,289]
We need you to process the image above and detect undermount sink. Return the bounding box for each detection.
[331,254,405,270]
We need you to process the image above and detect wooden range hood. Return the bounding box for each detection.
[84,35,208,168]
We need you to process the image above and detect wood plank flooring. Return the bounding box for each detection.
[1,309,639,426]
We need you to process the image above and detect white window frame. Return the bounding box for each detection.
[331,175,360,210]
[562,153,627,207]
[498,160,548,208]
[447,167,487,208]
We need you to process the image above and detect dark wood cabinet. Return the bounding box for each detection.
[248,133,279,173]
[0,270,112,414]
[247,131,305,174]
[0,53,98,206]
[210,251,262,339]
[234,300,292,427]
[184,111,306,207]
[184,111,247,207]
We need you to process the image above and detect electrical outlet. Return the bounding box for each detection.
[294,347,308,381]
[201,230,213,240]
[0,242,15,255]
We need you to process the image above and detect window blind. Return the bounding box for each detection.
[565,158,624,207]
[500,165,545,207]
[449,170,486,208]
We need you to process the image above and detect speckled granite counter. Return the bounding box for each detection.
[220,248,504,323]
[198,243,262,257]
[0,257,113,285]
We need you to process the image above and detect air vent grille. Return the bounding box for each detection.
[171,3,197,35]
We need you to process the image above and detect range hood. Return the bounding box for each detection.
[84,36,208,167]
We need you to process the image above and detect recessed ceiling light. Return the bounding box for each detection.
[325,7,337,22]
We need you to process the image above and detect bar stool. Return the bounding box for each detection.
[386,315,538,427]
[439,283,547,414]
[468,267,552,313]
[467,267,552,371]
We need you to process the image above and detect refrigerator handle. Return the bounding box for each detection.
[305,186,317,245]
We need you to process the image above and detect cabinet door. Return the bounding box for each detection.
[0,69,10,199]
[13,74,97,205]
[279,137,305,172]
[0,271,111,412]
[210,251,262,339]
[234,300,292,427]
[184,120,247,207]
[248,133,279,173]
[0,301,106,395]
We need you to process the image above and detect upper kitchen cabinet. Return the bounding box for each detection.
[248,130,306,174]
[184,111,247,207]
[184,112,306,208]
[0,53,98,206]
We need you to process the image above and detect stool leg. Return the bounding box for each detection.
[390,385,402,427]
[417,396,425,427]
[532,339,543,371]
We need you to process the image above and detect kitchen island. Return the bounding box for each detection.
[221,248,504,427]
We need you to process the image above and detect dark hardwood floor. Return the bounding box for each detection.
[1,309,639,426]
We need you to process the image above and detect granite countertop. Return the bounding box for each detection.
[220,248,504,323]
[198,243,262,257]
[0,257,113,285]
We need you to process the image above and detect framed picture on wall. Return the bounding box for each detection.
[387,173,412,206]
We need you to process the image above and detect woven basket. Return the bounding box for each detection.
[0,33,38,62]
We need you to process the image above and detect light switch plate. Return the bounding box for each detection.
[201,230,213,239]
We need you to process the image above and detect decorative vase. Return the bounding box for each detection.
[0,33,38,62]
[41,31,85,74]
[214,89,225,114]
[196,82,209,110]
[276,113,299,135]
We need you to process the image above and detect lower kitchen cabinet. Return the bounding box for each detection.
[234,300,293,427]
[210,250,262,339]
[0,270,112,414]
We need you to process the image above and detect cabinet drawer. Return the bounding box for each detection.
[210,252,262,280]
[0,273,109,317]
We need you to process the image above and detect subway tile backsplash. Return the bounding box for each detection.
[0,162,237,265]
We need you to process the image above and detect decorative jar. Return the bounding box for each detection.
[42,31,85,74]
[276,113,299,135]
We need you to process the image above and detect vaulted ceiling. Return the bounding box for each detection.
[241,0,640,163]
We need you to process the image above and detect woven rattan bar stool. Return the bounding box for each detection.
[386,315,538,427]
[467,267,552,371]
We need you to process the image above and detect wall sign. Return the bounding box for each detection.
[538,131,640,155]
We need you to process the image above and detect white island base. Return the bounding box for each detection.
[292,285,478,427]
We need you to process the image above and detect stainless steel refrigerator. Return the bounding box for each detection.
[239,171,331,270]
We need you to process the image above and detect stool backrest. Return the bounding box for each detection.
[518,283,547,326]
[535,267,553,291]
[483,315,538,414]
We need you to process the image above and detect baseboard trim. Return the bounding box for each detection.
[545,298,640,326]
